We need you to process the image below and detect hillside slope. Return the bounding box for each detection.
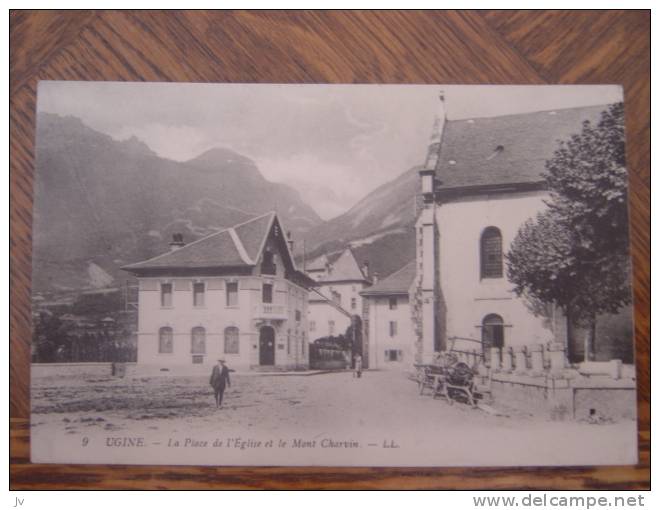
[33,113,322,293]
[301,166,421,279]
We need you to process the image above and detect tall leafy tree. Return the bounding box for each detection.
[506,103,631,361]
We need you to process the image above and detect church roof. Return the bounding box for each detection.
[123,212,289,273]
[360,260,417,297]
[434,104,611,192]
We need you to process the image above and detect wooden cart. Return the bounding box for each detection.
[415,336,488,407]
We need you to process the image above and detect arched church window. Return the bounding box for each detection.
[480,227,503,278]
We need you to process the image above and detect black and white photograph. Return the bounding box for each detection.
[30,82,637,466]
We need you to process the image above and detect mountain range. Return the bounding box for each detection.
[300,165,419,279]
[32,113,419,294]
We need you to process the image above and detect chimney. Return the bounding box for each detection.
[169,233,185,251]
[286,231,294,253]
[362,261,370,279]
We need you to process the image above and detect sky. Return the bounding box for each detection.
[37,82,623,220]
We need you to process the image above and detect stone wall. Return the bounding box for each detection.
[31,362,132,378]
[487,343,636,421]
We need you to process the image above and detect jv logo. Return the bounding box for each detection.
[12,498,24,507]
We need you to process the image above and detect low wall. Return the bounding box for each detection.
[573,386,637,421]
[309,359,347,370]
[490,376,550,417]
[490,371,636,421]
[31,362,135,378]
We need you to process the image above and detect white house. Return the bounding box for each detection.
[415,102,613,365]
[305,248,371,342]
[360,260,417,370]
[122,212,314,372]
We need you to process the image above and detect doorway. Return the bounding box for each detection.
[481,313,504,364]
[259,326,275,365]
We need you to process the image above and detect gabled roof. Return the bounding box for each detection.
[313,248,369,283]
[234,212,275,262]
[305,253,329,272]
[434,104,611,192]
[360,260,417,297]
[122,212,279,272]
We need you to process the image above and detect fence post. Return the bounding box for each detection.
[548,343,567,374]
[501,346,513,372]
[514,346,528,374]
[489,347,501,371]
[529,344,544,375]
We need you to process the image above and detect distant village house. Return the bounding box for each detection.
[305,248,371,342]
[360,260,416,370]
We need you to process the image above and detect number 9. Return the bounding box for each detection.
[82,437,89,447]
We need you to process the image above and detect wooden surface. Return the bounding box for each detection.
[10,10,650,489]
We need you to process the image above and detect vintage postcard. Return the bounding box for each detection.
[30,82,637,466]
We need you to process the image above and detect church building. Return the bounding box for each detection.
[415,101,614,365]
[122,212,314,372]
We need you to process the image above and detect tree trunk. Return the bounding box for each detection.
[565,304,577,363]
[584,314,597,362]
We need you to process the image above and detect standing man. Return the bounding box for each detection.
[353,354,363,379]
[210,359,231,408]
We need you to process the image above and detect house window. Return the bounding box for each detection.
[224,326,239,354]
[191,326,206,354]
[295,309,301,322]
[226,281,238,307]
[160,283,172,307]
[480,227,503,278]
[158,326,173,354]
[388,297,397,310]
[193,282,205,307]
[261,250,276,275]
[287,329,291,355]
[332,290,341,305]
[328,320,335,336]
[481,314,504,364]
[385,349,402,362]
[302,335,306,356]
[262,283,273,303]
[389,321,398,337]
[310,320,316,332]
[351,297,357,310]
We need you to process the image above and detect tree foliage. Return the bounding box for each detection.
[506,103,631,329]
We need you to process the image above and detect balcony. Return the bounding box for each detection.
[253,304,288,321]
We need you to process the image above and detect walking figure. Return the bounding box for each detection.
[210,359,231,408]
[353,354,363,378]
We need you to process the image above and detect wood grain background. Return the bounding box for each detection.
[10,10,650,490]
